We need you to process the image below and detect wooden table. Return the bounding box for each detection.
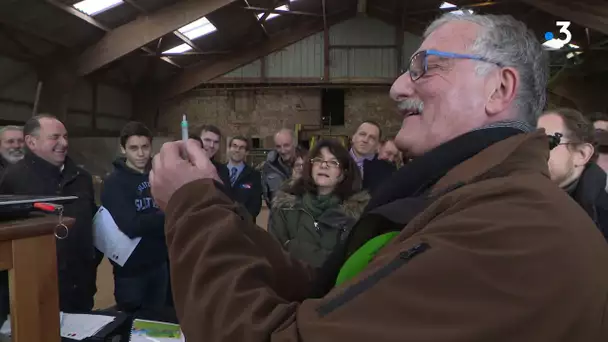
[0,215,74,342]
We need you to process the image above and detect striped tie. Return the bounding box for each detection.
[230,167,238,186]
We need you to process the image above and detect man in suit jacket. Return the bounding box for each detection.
[224,136,262,220]
[189,133,230,186]
[350,121,397,193]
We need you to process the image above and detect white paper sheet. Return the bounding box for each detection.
[93,206,141,267]
[0,313,111,341]
[61,313,115,340]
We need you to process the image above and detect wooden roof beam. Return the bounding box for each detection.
[75,0,236,76]
[520,0,608,36]
[160,10,355,100]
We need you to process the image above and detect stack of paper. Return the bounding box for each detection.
[131,319,185,342]
[0,312,114,341]
[0,313,63,337]
[61,313,115,340]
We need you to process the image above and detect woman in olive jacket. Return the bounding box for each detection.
[268,139,369,268]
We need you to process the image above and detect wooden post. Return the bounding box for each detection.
[92,82,98,130]
[9,235,60,342]
[0,215,74,342]
[322,0,329,82]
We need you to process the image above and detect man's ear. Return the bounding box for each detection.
[573,143,595,167]
[485,67,519,117]
[24,135,36,150]
[120,146,126,155]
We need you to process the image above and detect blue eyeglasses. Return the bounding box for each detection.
[408,49,503,82]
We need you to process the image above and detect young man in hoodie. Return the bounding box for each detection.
[101,121,167,313]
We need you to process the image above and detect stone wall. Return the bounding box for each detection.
[69,136,172,177]
[157,87,403,158]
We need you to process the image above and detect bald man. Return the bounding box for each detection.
[262,129,296,208]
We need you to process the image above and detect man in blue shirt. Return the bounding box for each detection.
[224,136,262,220]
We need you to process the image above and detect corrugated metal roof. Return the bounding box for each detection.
[0,0,603,91]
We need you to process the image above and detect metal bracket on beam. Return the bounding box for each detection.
[243,6,322,17]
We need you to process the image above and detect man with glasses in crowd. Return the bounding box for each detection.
[148,13,608,341]
[538,108,608,241]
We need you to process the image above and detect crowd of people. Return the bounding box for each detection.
[1,10,608,341]
[0,112,399,316]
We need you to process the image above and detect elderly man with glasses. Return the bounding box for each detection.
[147,13,608,342]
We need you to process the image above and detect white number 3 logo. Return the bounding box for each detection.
[556,21,572,45]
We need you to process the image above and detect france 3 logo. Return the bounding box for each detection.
[543,21,573,50]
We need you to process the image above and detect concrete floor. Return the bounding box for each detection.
[93,207,271,309]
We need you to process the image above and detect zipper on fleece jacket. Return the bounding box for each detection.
[316,242,430,317]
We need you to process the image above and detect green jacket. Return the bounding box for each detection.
[268,190,370,268]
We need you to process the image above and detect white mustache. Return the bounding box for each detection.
[397,99,424,113]
[7,148,23,157]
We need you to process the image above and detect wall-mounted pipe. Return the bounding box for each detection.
[31,81,43,117]
[357,0,367,14]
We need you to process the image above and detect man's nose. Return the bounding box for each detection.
[390,71,415,102]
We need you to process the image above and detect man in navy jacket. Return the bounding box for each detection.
[349,121,397,194]
[223,136,262,220]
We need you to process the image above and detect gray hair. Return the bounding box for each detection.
[424,13,549,125]
[275,128,296,144]
[0,125,23,137]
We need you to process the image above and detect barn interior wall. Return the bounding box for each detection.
[0,56,133,131]
[158,87,402,161]
[0,55,146,178]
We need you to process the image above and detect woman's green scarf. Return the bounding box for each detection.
[301,192,341,220]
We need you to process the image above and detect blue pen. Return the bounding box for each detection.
[181,115,188,143]
[181,115,189,159]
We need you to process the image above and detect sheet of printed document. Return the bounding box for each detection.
[60,313,115,340]
[93,206,141,267]
[1,313,114,341]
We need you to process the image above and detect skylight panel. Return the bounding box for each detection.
[450,8,474,15]
[73,0,123,16]
[178,17,217,40]
[258,4,289,20]
[566,51,583,59]
[163,44,192,55]
[439,2,457,9]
